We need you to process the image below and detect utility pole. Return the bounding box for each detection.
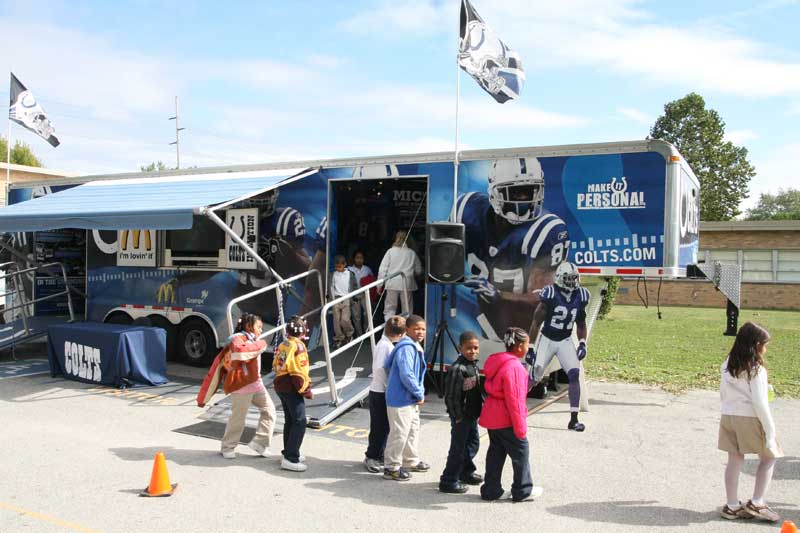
[168,96,186,169]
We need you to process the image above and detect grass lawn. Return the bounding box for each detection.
[587,305,800,397]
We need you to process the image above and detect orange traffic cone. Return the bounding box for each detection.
[782,521,797,533]
[140,452,178,497]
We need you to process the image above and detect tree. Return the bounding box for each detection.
[650,93,755,221]
[746,189,800,220]
[140,161,171,172]
[0,136,43,167]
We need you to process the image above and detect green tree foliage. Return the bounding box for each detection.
[650,93,755,221]
[0,136,43,167]
[140,161,171,172]
[746,189,800,220]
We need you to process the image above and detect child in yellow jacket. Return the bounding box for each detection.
[273,315,313,472]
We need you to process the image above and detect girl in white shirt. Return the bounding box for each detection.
[718,322,782,523]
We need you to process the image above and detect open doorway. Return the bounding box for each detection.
[329,176,428,317]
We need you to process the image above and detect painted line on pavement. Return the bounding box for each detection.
[0,501,103,533]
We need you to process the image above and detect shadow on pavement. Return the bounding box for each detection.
[305,476,468,511]
[548,499,799,528]
[742,456,800,481]
[548,500,718,527]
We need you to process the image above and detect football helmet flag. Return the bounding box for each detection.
[554,262,580,292]
[8,73,59,147]
[488,157,545,224]
[458,0,525,104]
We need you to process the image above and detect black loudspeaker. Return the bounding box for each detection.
[426,222,465,283]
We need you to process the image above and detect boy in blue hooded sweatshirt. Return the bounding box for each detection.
[382,314,429,481]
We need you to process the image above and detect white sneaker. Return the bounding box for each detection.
[247,441,273,457]
[221,449,236,459]
[281,458,308,472]
[299,455,307,463]
[512,486,544,502]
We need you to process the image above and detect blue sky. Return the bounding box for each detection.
[2,0,799,213]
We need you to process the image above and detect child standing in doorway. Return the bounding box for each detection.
[328,254,357,348]
[718,322,782,522]
[348,250,374,336]
[273,316,313,472]
[439,331,484,493]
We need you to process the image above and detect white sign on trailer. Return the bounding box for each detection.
[225,208,259,270]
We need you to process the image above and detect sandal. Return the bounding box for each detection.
[744,500,780,522]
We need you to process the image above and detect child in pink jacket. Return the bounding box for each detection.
[479,327,543,502]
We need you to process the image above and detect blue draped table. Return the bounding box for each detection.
[48,322,167,388]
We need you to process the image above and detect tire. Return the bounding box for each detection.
[104,312,133,325]
[178,318,217,367]
[147,315,179,361]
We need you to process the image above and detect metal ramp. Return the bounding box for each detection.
[200,340,375,430]
[200,271,410,431]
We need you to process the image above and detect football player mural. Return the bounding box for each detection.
[454,157,569,341]
[527,262,589,432]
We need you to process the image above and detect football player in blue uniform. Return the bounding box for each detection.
[454,157,569,339]
[233,189,311,318]
[527,262,589,431]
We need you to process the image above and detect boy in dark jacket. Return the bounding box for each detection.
[439,331,484,493]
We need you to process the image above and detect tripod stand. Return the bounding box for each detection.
[426,284,460,397]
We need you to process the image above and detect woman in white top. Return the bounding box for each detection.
[718,322,782,523]
[377,230,423,321]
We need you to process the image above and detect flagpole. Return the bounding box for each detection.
[452,39,461,222]
[6,115,10,201]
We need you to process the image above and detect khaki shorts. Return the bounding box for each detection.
[718,415,783,458]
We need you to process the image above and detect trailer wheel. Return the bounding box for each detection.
[148,315,179,361]
[178,318,216,367]
[104,312,133,325]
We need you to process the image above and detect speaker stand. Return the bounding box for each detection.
[426,285,460,398]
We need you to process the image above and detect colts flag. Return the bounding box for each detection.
[458,0,524,104]
[8,73,60,147]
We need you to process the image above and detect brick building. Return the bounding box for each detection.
[616,220,800,311]
[1,162,78,207]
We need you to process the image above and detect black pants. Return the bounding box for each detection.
[439,416,480,488]
[365,391,390,461]
[480,427,533,502]
[277,391,306,463]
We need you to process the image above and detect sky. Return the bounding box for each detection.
[1,0,798,213]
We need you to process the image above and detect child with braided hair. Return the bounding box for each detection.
[220,313,276,459]
[479,327,543,502]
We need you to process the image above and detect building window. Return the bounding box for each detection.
[742,250,773,282]
[698,249,800,283]
[777,250,800,282]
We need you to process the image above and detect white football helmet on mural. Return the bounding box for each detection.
[554,262,580,292]
[243,188,279,217]
[488,157,544,224]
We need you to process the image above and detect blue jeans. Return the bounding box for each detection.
[365,391,390,461]
[277,391,306,463]
[439,416,479,487]
[480,427,533,502]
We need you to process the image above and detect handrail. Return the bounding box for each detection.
[320,271,409,406]
[225,268,324,338]
[0,261,76,337]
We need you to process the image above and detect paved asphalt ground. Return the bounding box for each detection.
[1,348,797,533]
